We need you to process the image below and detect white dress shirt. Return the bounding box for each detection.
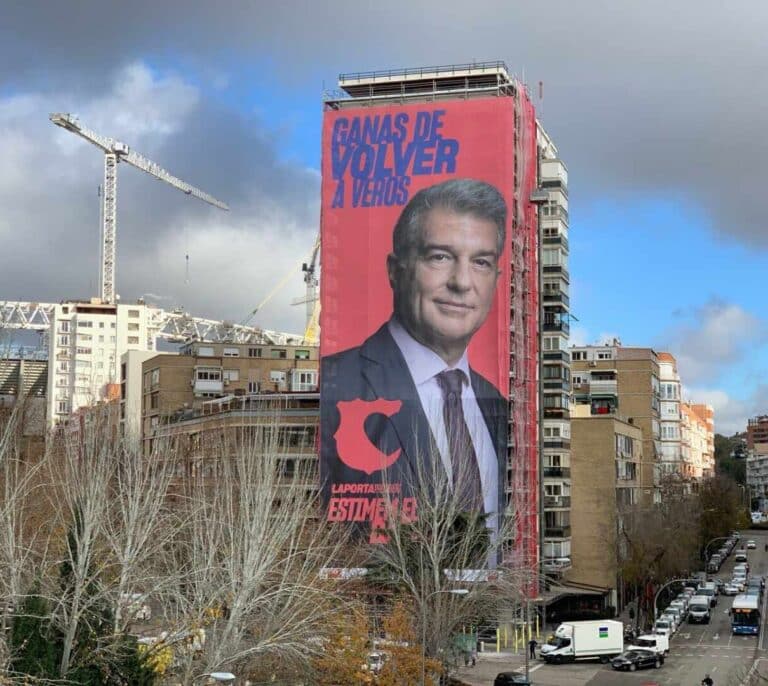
[387,317,499,528]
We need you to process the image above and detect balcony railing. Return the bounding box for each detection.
[543,291,570,306]
[543,320,570,334]
[544,525,571,538]
[544,495,571,508]
[543,467,571,478]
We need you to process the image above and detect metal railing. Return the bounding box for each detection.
[339,60,509,82]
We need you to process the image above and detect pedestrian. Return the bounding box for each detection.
[528,637,538,659]
[701,674,713,686]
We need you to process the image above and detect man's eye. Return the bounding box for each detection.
[428,253,451,262]
[474,258,493,268]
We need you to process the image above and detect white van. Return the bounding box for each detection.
[687,595,711,624]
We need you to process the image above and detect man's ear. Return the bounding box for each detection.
[386,253,400,289]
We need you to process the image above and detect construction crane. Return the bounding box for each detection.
[291,233,320,344]
[49,113,229,305]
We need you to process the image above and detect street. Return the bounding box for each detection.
[456,530,768,685]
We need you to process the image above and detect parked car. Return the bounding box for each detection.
[660,612,679,633]
[732,577,747,592]
[653,618,673,636]
[611,649,664,672]
[723,582,741,595]
[494,672,531,686]
[669,600,688,618]
[747,540,757,550]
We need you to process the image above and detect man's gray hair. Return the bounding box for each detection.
[392,178,507,259]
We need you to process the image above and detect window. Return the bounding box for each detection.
[271,349,287,359]
[597,351,613,360]
[223,369,239,382]
[128,309,140,318]
[571,351,585,361]
[150,368,160,386]
[111,323,116,329]
[292,369,318,391]
[248,347,262,358]
[57,401,69,414]
[128,323,140,331]
[96,361,104,369]
[79,333,92,341]
[197,346,214,357]
[99,322,104,329]
[270,370,287,383]
[127,336,139,345]
[196,368,221,381]
[572,375,584,385]
[76,347,91,355]
[58,361,68,372]
[77,320,92,328]
[110,336,116,343]
[295,349,310,360]
[98,335,104,342]
[223,347,240,357]
[60,321,70,332]
[247,381,259,393]
[150,393,159,409]
[59,335,70,346]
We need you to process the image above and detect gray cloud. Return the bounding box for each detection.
[656,299,767,385]
[3,0,768,338]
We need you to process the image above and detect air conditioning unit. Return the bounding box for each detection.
[588,361,597,367]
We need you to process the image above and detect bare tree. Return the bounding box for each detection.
[366,440,528,675]
[0,403,52,671]
[155,420,348,683]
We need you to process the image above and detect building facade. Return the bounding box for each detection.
[137,340,319,453]
[657,352,682,476]
[567,414,643,610]
[681,402,715,478]
[571,344,661,503]
[47,299,153,427]
[538,127,572,575]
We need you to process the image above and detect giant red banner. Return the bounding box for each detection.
[320,98,519,545]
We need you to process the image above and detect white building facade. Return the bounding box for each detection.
[657,352,682,476]
[47,300,153,426]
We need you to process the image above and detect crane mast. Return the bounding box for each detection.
[50,113,229,305]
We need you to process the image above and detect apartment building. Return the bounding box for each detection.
[567,414,643,610]
[681,402,715,478]
[138,339,319,452]
[747,415,768,450]
[47,299,152,427]
[571,344,660,503]
[747,442,768,511]
[147,391,319,490]
[657,352,682,476]
[538,127,573,575]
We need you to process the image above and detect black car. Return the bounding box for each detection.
[611,649,664,672]
[494,672,531,686]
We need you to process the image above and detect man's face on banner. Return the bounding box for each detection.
[389,206,501,363]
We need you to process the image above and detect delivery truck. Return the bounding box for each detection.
[540,620,623,664]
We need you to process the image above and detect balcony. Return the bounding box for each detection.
[543,266,570,280]
[542,557,572,575]
[193,380,224,394]
[543,290,570,306]
[543,467,571,478]
[589,379,618,395]
[543,320,570,334]
[544,408,570,420]
[542,234,569,251]
[543,350,570,363]
[544,495,571,509]
[544,525,571,538]
[544,379,571,392]
[543,439,570,450]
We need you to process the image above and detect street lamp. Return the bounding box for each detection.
[420,588,469,686]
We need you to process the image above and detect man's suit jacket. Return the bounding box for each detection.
[320,323,507,510]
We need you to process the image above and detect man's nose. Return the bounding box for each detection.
[447,258,472,291]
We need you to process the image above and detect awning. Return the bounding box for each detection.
[537,583,608,605]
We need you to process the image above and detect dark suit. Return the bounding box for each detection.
[320,323,507,513]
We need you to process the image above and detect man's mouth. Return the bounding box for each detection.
[434,300,473,311]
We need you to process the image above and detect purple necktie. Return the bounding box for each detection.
[436,369,483,511]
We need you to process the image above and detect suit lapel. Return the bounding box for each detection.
[359,325,440,483]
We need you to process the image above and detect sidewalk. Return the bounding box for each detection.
[453,648,528,686]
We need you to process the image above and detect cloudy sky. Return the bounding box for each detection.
[1,1,767,433]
